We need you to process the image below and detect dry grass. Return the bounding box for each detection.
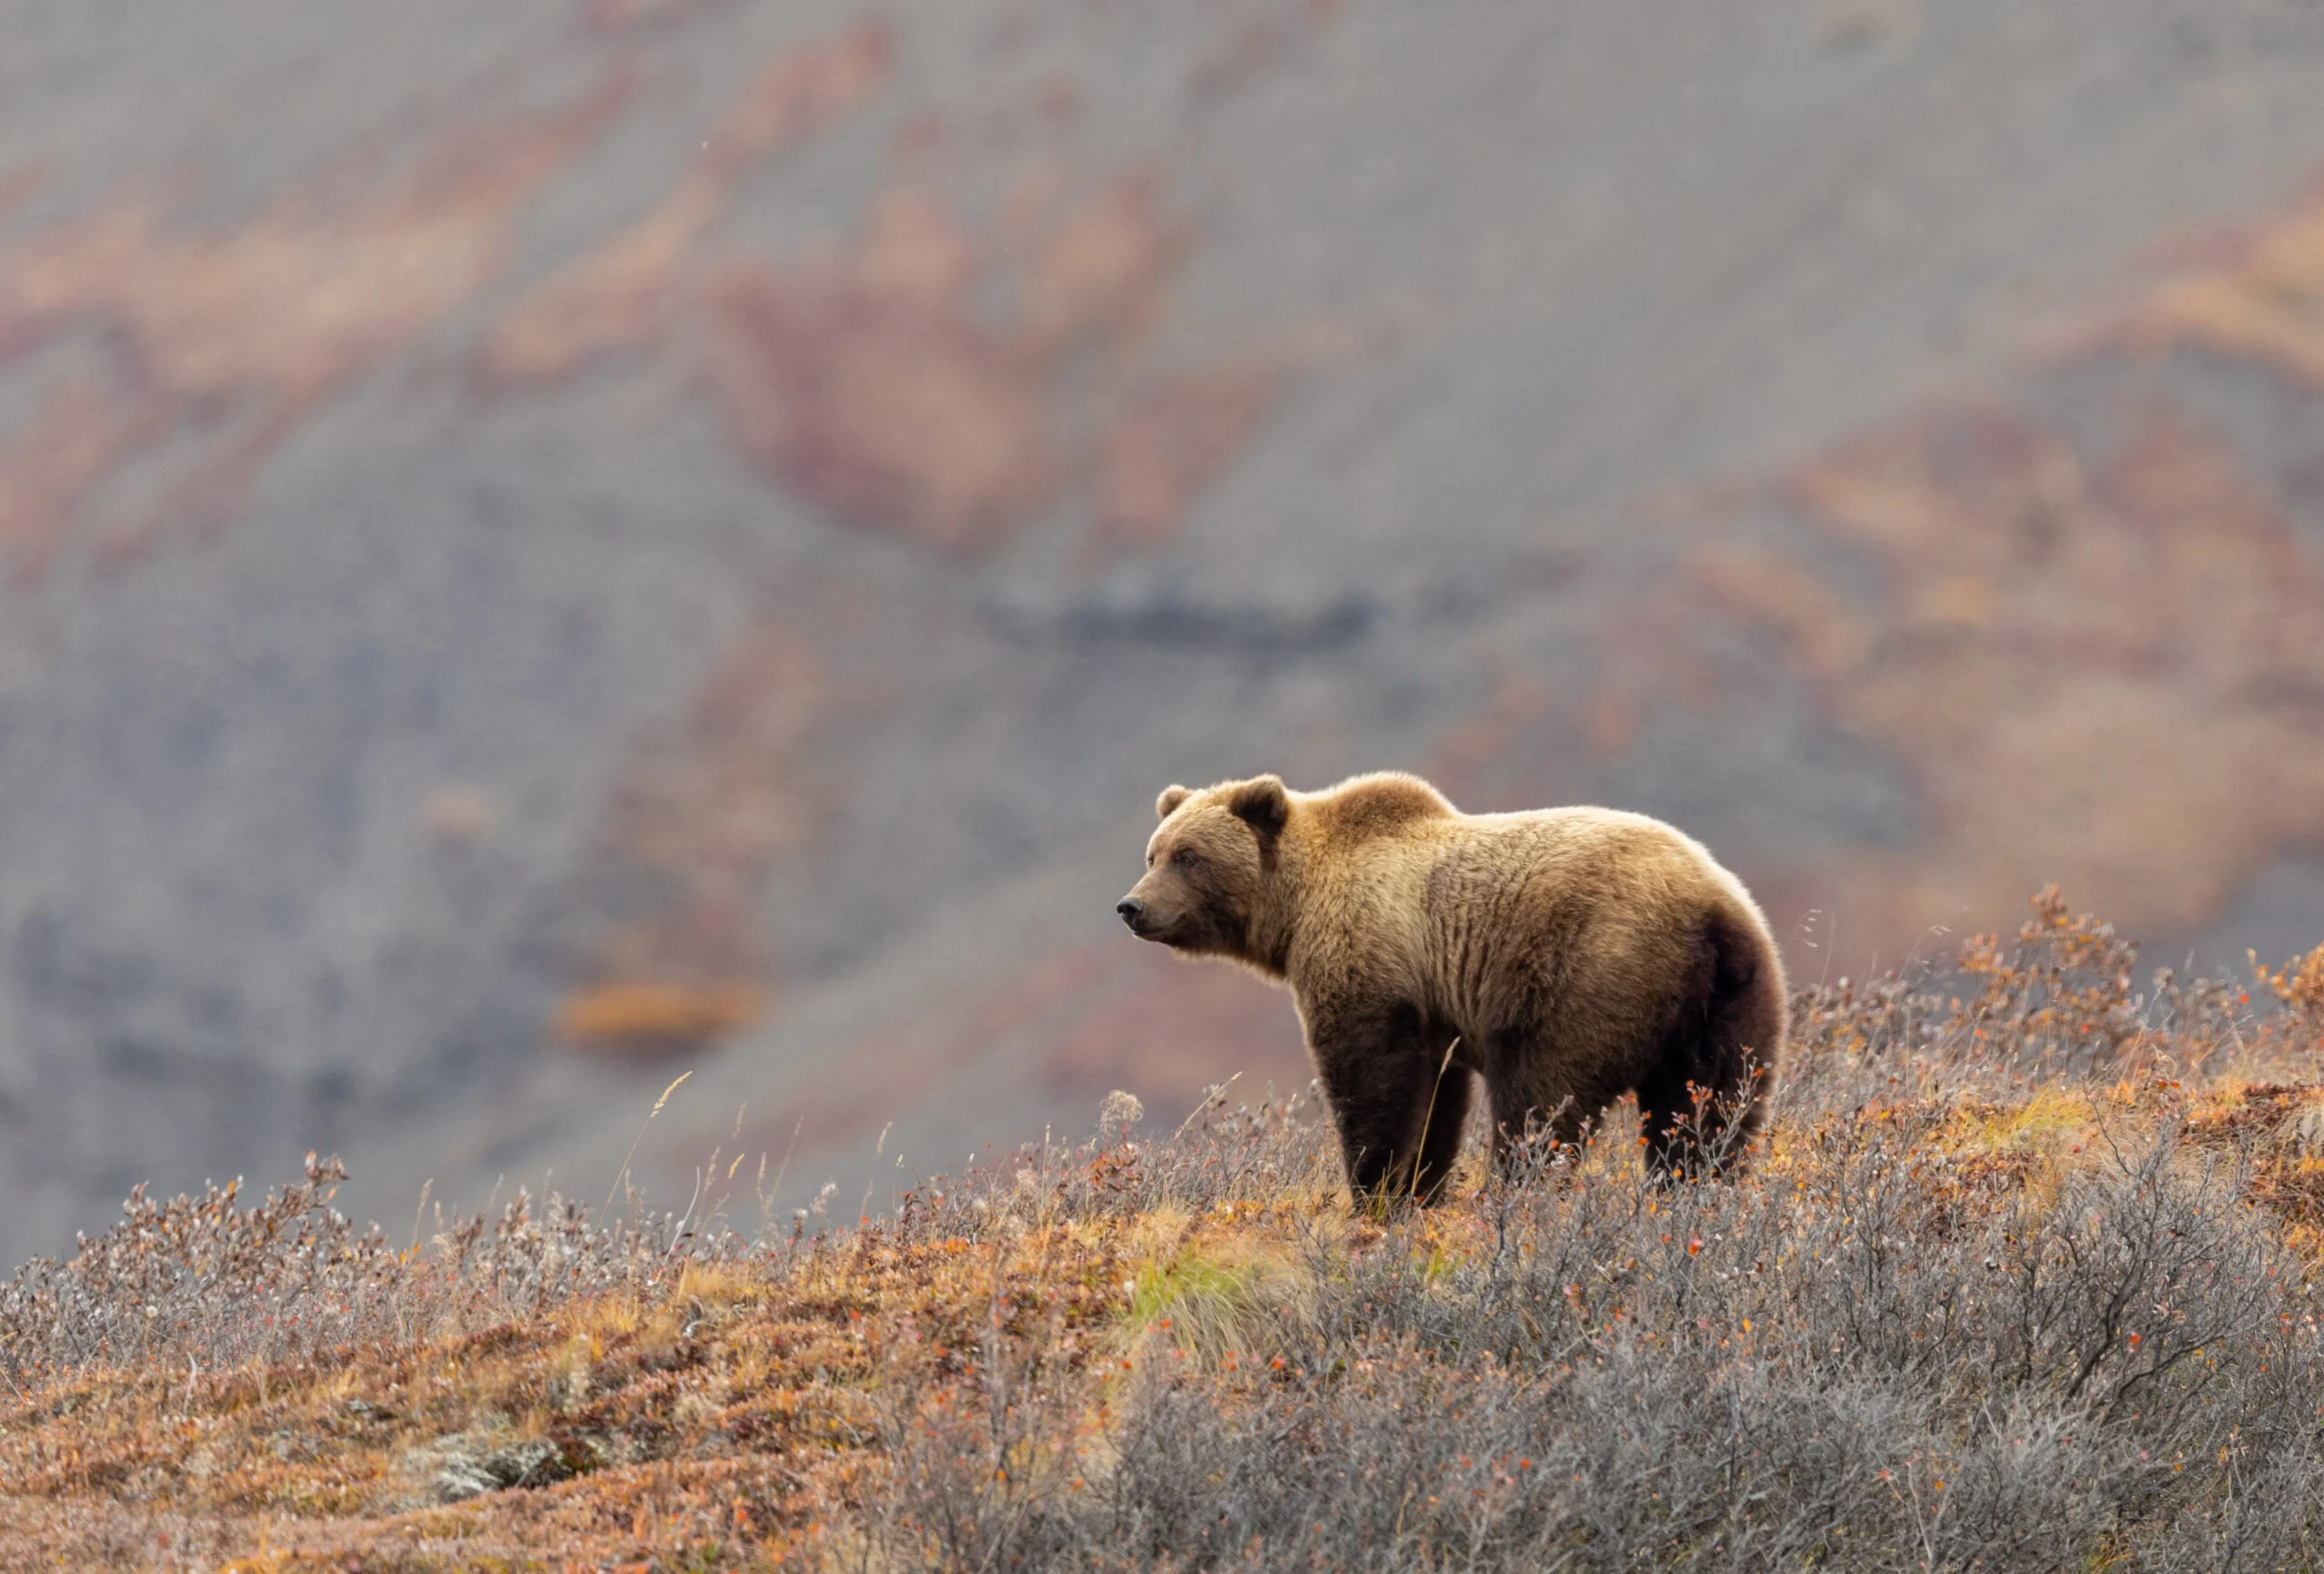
[6,893,2324,1569]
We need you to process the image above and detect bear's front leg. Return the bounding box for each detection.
[1305,1002,1455,1208]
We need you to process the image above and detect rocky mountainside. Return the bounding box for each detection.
[5,0,2324,1258]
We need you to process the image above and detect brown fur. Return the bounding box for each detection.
[1118,771,1787,1203]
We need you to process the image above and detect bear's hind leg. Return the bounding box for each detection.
[1638,911,1784,1181]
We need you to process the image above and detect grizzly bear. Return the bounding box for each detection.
[1116,772,1786,1202]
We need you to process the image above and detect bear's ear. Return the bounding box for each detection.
[1226,774,1289,840]
[1156,784,1193,821]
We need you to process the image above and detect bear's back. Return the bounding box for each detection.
[1413,805,1764,962]
[1381,804,1766,1037]
[1291,786,1770,987]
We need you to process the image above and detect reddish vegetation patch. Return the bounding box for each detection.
[0,76,633,580]
[704,169,1196,552]
[1012,170,1182,352]
[706,205,1065,552]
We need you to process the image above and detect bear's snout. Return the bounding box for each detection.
[1118,893,1178,939]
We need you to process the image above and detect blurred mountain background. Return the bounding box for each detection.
[5,0,2324,1259]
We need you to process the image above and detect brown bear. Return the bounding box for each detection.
[1116,771,1786,1203]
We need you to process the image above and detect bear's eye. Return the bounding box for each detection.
[1171,847,1201,870]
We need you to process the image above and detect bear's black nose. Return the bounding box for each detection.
[1116,898,1146,928]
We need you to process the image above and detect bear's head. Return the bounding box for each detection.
[1116,774,1291,969]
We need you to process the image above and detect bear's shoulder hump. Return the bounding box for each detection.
[1315,772,1455,837]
